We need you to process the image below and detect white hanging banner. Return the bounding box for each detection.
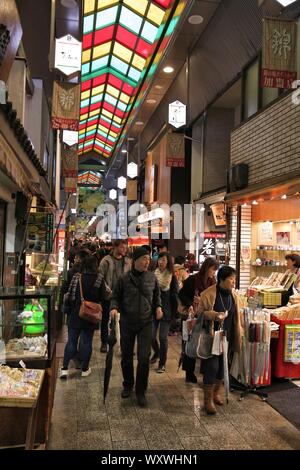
[55,35,82,76]
[168,100,186,129]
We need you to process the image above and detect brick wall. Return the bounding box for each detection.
[231,93,300,185]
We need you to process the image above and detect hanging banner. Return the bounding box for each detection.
[62,147,78,177]
[65,177,77,193]
[127,179,137,201]
[51,81,80,130]
[261,18,297,89]
[166,133,185,168]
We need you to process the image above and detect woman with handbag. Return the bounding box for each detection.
[151,253,179,373]
[60,256,103,379]
[178,257,219,383]
[195,265,243,415]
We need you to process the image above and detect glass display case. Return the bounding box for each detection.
[0,287,57,366]
[25,253,62,287]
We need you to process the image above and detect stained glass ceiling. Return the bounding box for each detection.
[79,0,175,160]
[78,170,102,185]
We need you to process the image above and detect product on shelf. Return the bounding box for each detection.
[270,304,300,320]
[0,365,43,399]
[18,301,46,335]
[1,335,48,359]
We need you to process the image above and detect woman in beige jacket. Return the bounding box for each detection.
[195,266,243,415]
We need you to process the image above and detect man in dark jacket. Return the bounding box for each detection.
[110,247,162,407]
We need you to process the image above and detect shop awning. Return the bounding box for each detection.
[194,189,226,205]
[225,171,300,206]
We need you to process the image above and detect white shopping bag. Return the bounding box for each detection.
[211,330,223,355]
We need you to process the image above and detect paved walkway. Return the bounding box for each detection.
[48,330,300,450]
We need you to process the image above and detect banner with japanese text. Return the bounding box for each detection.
[127,179,137,201]
[166,133,185,168]
[51,81,80,130]
[64,177,77,193]
[62,146,78,177]
[261,18,297,89]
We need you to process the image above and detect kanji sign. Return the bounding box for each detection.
[62,147,78,178]
[261,18,297,89]
[51,81,80,130]
[168,100,186,129]
[166,133,185,168]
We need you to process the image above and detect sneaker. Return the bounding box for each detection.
[136,393,148,407]
[81,368,92,377]
[121,388,133,399]
[59,368,68,379]
[100,343,108,353]
[157,365,166,374]
[150,354,158,364]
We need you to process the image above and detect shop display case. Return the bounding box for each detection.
[0,287,57,367]
[25,253,62,287]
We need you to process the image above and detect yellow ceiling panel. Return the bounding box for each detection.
[87,124,97,132]
[97,0,119,9]
[119,92,130,104]
[93,42,111,59]
[81,90,91,100]
[107,84,120,99]
[99,124,109,133]
[80,113,88,121]
[92,84,105,96]
[108,130,117,138]
[132,54,146,71]
[124,0,148,16]
[89,109,100,117]
[113,115,122,124]
[84,0,96,14]
[102,109,113,119]
[113,42,133,63]
[82,49,91,63]
[147,3,165,25]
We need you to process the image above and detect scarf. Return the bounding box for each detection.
[155,268,173,291]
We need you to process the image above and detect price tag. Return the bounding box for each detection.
[19,360,26,369]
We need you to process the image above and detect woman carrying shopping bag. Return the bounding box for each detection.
[195,266,243,415]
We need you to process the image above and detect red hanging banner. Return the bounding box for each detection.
[51,81,80,130]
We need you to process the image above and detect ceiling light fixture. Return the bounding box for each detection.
[61,0,78,8]
[252,200,258,205]
[163,66,174,74]
[146,99,157,104]
[155,85,163,90]
[135,121,144,126]
[277,1,297,7]
[242,203,248,207]
[188,15,204,24]
[281,194,287,199]
[121,149,127,154]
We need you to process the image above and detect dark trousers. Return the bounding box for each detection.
[63,327,95,370]
[152,319,170,367]
[100,299,110,345]
[202,354,224,385]
[120,321,152,395]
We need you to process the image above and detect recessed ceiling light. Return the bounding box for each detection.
[146,99,157,104]
[127,137,135,141]
[135,121,144,126]
[121,149,127,153]
[61,0,78,8]
[163,66,174,74]
[188,15,204,24]
[155,85,163,89]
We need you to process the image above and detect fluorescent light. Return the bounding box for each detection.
[146,99,157,104]
[121,149,127,154]
[163,66,174,74]
[188,15,204,24]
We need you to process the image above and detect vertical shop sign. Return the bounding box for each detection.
[166,133,185,168]
[284,325,300,363]
[51,81,80,130]
[62,147,78,177]
[127,179,137,201]
[65,177,77,193]
[261,18,297,89]
[45,213,54,253]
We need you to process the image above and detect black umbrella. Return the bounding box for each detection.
[103,318,117,404]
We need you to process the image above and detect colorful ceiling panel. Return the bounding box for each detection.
[79,0,175,159]
[78,171,102,186]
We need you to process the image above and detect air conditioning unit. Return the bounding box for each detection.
[227,164,249,192]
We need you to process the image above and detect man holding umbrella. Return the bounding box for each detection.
[110,247,163,407]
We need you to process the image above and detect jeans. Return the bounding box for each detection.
[120,321,152,395]
[63,327,95,370]
[152,319,170,367]
[100,299,110,345]
[202,354,224,385]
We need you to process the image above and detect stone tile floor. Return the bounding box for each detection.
[48,331,300,450]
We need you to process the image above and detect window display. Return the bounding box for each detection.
[0,287,57,363]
